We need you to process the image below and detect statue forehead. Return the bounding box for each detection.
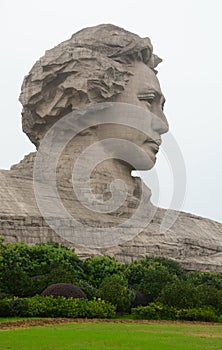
[129,62,162,95]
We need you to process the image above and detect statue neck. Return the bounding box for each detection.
[54,141,147,222]
[11,134,153,225]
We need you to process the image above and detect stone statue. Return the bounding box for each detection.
[0,24,222,272]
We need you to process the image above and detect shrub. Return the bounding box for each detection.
[0,298,12,317]
[159,280,198,308]
[77,280,99,300]
[125,258,177,302]
[0,242,85,297]
[125,257,182,287]
[98,275,133,313]
[83,256,124,288]
[80,299,116,318]
[0,291,12,300]
[176,307,217,322]
[41,266,78,285]
[138,265,177,302]
[27,295,60,317]
[218,315,222,323]
[0,297,28,317]
[186,271,222,290]
[196,285,222,313]
[41,283,87,299]
[150,257,186,279]
[132,305,159,320]
[132,304,218,322]
[10,298,29,316]
[0,296,116,318]
[132,303,176,320]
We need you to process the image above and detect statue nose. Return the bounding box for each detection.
[151,109,169,135]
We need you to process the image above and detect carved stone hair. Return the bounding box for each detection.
[19,24,161,146]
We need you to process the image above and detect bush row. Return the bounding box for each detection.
[0,241,222,317]
[1,297,219,322]
[0,295,116,318]
[132,303,218,322]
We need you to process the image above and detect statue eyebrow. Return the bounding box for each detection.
[137,89,164,100]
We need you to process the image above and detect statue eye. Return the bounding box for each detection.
[147,97,155,104]
[138,93,156,106]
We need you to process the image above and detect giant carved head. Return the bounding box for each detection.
[20,24,168,170]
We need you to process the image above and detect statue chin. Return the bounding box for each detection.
[130,155,155,171]
[116,148,156,171]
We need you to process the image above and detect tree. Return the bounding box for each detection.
[151,257,186,279]
[186,271,222,290]
[98,274,133,313]
[196,284,222,313]
[0,242,85,297]
[125,258,177,302]
[159,280,198,308]
[83,256,124,288]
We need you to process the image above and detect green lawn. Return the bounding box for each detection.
[0,322,222,350]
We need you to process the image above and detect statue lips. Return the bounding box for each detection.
[142,138,161,161]
[143,138,161,148]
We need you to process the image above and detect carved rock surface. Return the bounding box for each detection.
[1,24,222,272]
[1,152,222,272]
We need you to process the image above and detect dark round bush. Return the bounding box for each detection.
[41,283,87,299]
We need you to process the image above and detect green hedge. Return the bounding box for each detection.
[0,296,116,318]
[132,303,218,322]
[132,303,177,320]
[176,307,218,322]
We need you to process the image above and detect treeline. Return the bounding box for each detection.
[0,240,221,321]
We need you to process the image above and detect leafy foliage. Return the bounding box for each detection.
[148,257,186,279]
[132,303,218,322]
[158,280,198,308]
[176,307,217,322]
[132,303,177,320]
[125,258,177,302]
[0,296,116,318]
[0,242,84,297]
[159,279,222,312]
[196,284,222,313]
[0,240,221,321]
[76,280,99,300]
[83,256,124,288]
[186,270,222,290]
[98,275,133,312]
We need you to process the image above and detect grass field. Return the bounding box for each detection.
[0,321,222,350]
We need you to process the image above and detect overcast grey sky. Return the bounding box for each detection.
[0,0,221,223]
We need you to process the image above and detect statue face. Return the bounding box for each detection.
[97,61,169,170]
